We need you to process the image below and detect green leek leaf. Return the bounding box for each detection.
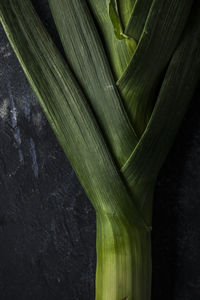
[87,0,137,78]
[121,3,200,222]
[49,0,138,167]
[125,0,153,41]
[117,0,136,28]
[1,0,199,299]
[117,0,193,135]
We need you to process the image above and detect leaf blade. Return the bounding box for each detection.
[87,0,136,79]
[49,0,138,167]
[117,0,193,136]
[121,2,200,222]
[125,0,153,42]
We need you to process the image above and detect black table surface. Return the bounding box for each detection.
[0,1,200,300]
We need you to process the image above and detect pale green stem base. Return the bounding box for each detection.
[95,214,151,300]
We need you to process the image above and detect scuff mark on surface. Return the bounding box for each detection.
[32,111,43,131]
[18,149,24,164]
[9,85,18,129]
[0,98,9,120]
[0,43,12,58]
[0,17,97,300]
[29,137,39,178]
[3,52,12,58]
[8,81,24,164]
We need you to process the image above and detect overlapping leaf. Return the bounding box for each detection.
[122,3,200,222]
[118,0,193,135]
[48,0,138,167]
[0,0,148,229]
[1,0,199,229]
[125,0,153,42]
[87,0,137,79]
[1,1,200,299]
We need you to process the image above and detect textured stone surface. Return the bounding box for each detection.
[0,3,96,299]
[0,1,200,300]
[152,84,200,300]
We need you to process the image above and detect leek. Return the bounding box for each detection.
[0,1,200,299]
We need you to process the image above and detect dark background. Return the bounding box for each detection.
[0,1,200,300]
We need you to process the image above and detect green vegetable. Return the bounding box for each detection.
[0,0,200,299]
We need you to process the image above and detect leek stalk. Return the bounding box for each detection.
[0,1,200,299]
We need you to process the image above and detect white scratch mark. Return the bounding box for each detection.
[9,88,18,129]
[0,43,12,58]
[14,127,22,146]
[3,52,11,58]
[8,81,24,164]
[18,149,24,164]
[29,137,39,178]
[0,98,9,120]
[32,111,42,130]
